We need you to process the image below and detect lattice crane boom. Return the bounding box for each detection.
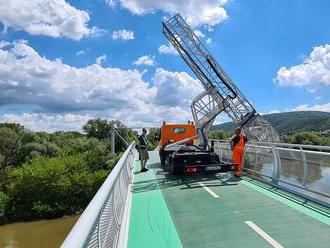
[162,14,279,147]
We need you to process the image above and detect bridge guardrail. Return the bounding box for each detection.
[210,139,330,207]
[61,142,136,248]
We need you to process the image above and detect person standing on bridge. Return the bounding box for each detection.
[230,127,247,177]
[138,128,149,172]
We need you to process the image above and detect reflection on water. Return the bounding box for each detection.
[0,215,79,248]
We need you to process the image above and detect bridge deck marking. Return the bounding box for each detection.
[198,182,220,198]
[245,221,284,248]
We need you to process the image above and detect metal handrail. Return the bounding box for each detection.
[210,139,330,151]
[61,142,135,248]
[210,140,330,207]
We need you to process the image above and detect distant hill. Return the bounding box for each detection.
[211,111,330,134]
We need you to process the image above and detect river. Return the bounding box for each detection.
[0,215,79,248]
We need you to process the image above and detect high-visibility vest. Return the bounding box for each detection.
[233,134,245,152]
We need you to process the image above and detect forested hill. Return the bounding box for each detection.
[212,111,330,134]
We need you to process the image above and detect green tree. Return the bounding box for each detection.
[83,119,136,152]
[146,128,160,150]
[0,127,22,171]
[290,132,323,145]
[83,119,111,140]
[0,123,24,134]
[208,130,227,140]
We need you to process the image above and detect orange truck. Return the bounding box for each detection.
[158,122,234,174]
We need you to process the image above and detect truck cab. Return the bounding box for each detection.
[158,122,234,175]
[160,122,197,148]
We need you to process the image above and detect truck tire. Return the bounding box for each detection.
[170,157,182,175]
[159,149,166,166]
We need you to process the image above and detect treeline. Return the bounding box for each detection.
[0,119,141,224]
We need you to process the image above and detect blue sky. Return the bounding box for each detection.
[0,0,329,131]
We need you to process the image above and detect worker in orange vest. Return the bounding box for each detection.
[230,127,247,177]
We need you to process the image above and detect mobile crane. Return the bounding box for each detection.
[160,14,279,174]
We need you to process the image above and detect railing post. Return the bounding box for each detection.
[300,147,308,187]
[111,128,115,154]
[271,145,279,184]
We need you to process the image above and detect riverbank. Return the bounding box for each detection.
[0,215,79,248]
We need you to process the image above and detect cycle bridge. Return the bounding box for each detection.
[61,141,330,248]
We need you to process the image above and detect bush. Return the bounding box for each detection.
[7,154,108,220]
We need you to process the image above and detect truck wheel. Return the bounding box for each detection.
[170,158,181,175]
[159,149,166,166]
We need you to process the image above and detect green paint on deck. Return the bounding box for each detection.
[127,152,183,248]
[241,178,330,226]
[128,151,330,248]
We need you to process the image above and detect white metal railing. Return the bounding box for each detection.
[61,142,136,248]
[209,139,330,207]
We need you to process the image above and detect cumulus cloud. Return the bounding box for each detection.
[110,0,228,28]
[112,29,135,40]
[292,103,330,112]
[0,0,104,40]
[0,40,11,48]
[133,55,155,66]
[0,40,154,113]
[2,113,93,132]
[158,43,178,55]
[206,38,212,44]
[152,68,203,107]
[95,54,107,65]
[0,41,203,131]
[276,44,330,89]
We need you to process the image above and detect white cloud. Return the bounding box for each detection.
[0,40,154,113]
[0,0,104,40]
[2,113,93,132]
[292,103,330,112]
[276,44,330,89]
[75,50,86,56]
[112,29,135,40]
[206,38,212,44]
[194,30,205,38]
[0,40,11,48]
[268,110,280,114]
[95,54,107,65]
[0,41,204,131]
[152,68,202,107]
[133,55,155,66]
[158,43,178,55]
[110,0,228,28]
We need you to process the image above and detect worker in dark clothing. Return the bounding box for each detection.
[138,128,149,172]
[230,127,247,177]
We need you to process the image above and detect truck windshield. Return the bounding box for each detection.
[173,127,186,134]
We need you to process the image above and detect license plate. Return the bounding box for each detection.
[205,165,222,171]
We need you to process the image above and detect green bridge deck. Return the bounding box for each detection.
[127,151,330,248]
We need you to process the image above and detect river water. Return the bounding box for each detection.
[0,215,79,248]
